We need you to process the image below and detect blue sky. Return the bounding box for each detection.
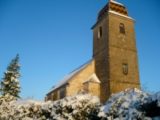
[0,0,160,100]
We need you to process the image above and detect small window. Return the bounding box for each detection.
[83,83,89,93]
[59,88,66,99]
[52,92,58,101]
[119,23,125,34]
[122,63,128,75]
[98,26,102,39]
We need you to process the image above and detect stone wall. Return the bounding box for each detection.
[66,60,96,96]
[108,13,140,94]
[92,12,140,103]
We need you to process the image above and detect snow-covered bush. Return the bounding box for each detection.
[99,88,148,119]
[0,89,160,120]
[0,94,101,120]
[139,92,160,119]
[99,88,160,120]
[52,94,101,120]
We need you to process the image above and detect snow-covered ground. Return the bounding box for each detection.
[0,89,160,120]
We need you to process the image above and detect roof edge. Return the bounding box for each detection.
[46,59,94,95]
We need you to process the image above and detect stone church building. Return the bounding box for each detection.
[46,0,141,103]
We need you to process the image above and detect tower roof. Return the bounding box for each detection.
[98,0,128,20]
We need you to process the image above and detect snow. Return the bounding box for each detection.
[98,88,160,119]
[110,0,124,6]
[0,55,21,100]
[0,93,100,120]
[0,89,160,119]
[109,10,135,21]
[48,59,93,93]
[152,92,160,106]
[103,89,148,120]
[83,73,101,84]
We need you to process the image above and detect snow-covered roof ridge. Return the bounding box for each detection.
[48,59,94,94]
[83,73,101,84]
[110,0,124,6]
[109,10,134,21]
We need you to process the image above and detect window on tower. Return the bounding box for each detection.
[122,63,128,75]
[119,23,125,34]
[98,26,102,39]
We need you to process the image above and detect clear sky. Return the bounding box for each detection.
[0,0,160,100]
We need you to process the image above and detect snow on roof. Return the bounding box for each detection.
[110,0,124,6]
[48,59,93,94]
[109,10,134,21]
[83,73,101,84]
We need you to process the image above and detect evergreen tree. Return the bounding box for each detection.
[0,54,21,100]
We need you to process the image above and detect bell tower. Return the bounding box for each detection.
[92,0,141,103]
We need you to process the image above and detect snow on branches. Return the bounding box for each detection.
[0,89,160,120]
[99,88,160,120]
[0,94,101,120]
[0,54,21,100]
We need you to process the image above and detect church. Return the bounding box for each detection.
[45,0,141,103]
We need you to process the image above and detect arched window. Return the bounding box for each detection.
[122,63,128,75]
[119,23,125,34]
